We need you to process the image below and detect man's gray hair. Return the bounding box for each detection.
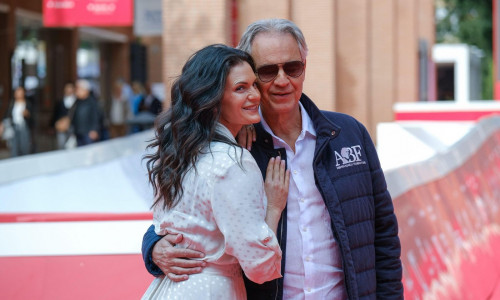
[237,18,308,59]
[76,79,91,91]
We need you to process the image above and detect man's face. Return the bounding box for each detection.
[75,84,89,100]
[251,32,305,116]
[64,84,75,96]
[14,87,25,100]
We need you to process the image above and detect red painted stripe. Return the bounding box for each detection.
[0,254,153,300]
[395,111,500,121]
[0,212,153,223]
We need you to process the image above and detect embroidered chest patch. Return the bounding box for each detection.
[334,145,367,169]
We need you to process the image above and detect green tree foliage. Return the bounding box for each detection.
[436,0,493,99]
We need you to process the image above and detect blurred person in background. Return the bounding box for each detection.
[120,79,134,118]
[109,79,129,138]
[129,81,146,133]
[96,92,110,142]
[51,81,77,149]
[131,83,163,132]
[72,79,100,147]
[131,81,145,116]
[139,83,162,116]
[1,86,34,157]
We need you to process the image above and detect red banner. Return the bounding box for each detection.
[43,0,133,27]
[393,129,500,299]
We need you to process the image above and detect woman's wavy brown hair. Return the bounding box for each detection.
[144,44,256,210]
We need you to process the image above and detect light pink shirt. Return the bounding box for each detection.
[260,103,347,300]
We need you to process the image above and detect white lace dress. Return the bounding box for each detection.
[142,125,282,300]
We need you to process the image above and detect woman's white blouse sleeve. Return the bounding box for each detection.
[211,154,282,284]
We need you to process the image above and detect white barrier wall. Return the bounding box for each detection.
[377,121,474,171]
[0,130,155,213]
[0,130,157,299]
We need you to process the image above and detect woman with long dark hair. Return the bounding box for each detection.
[142,44,290,299]
[2,86,34,156]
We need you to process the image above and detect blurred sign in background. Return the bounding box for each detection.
[134,0,162,36]
[43,0,133,27]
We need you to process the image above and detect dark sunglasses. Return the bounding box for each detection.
[256,61,305,82]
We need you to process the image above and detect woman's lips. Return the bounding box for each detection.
[243,105,259,111]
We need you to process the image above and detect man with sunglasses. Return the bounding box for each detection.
[142,19,403,299]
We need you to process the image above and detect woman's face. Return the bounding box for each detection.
[14,87,25,100]
[219,62,261,136]
[64,83,75,96]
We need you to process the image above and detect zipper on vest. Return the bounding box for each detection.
[313,137,354,299]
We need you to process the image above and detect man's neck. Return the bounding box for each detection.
[262,106,302,152]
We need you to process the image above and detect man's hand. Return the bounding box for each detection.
[237,124,256,151]
[88,130,99,141]
[152,233,206,282]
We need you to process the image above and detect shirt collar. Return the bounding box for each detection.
[215,122,237,143]
[259,101,317,139]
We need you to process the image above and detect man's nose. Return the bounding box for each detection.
[273,68,290,86]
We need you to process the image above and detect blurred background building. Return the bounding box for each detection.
[160,0,436,139]
[0,0,163,156]
[0,0,436,158]
[1,0,499,159]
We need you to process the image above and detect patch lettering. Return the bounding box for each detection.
[334,145,367,169]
